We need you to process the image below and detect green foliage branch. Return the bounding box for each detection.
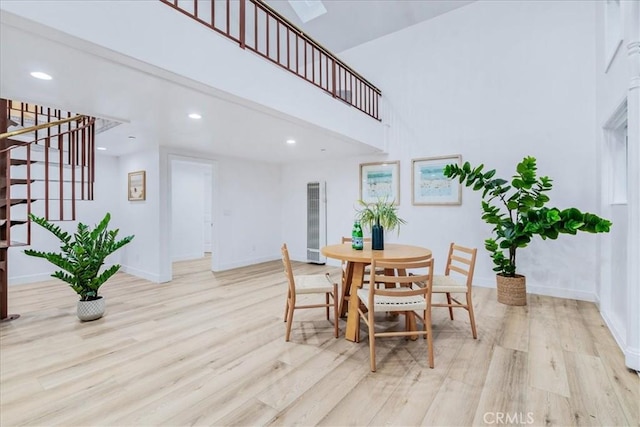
[443,156,612,277]
[356,197,407,234]
[24,213,134,301]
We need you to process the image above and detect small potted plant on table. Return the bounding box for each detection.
[356,197,406,250]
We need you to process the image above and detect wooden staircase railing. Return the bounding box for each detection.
[1,99,96,321]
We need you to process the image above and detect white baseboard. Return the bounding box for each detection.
[8,272,55,285]
[526,284,596,302]
[171,252,204,262]
[473,274,596,302]
[600,309,640,371]
[625,346,640,372]
[214,255,280,272]
[120,265,161,283]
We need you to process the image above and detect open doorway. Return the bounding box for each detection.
[170,158,214,275]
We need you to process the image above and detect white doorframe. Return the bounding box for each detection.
[161,151,218,281]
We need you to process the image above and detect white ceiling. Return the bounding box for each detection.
[266,0,475,53]
[0,1,474,162]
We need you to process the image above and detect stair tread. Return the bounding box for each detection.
[0,178,37,185]
[0,199,36,207]
[0,219,28,226]
[8,178,78,183]
[0,240,28,248]
[11,159,33,166]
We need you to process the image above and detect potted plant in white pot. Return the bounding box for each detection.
[24,212,134,321]
[356,197,406,250]
[443,156,612,306]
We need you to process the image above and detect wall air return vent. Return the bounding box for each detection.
[306,181,327,264]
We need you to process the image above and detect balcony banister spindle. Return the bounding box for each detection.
[58,133,64,220]
[240,0,246,48]
[44,135,49,219]
[71,131,76,220]
[266,11,270,58]
[226,0,230,36]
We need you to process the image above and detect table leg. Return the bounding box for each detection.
[406,312,418,341]
[339,262,355,318]
[345,262,365,342]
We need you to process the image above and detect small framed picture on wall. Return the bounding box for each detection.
[128,170,146,201]
[411,155,462,205]
[359,161,400,204]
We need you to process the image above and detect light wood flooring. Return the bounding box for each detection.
[1,257,638,426]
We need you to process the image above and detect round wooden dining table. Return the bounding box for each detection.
[321,242,432,342]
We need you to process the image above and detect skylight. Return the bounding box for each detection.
[288,0,326,23]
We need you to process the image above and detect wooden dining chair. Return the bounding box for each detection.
[356,255,435,371]
[431,243,478,338]
[281,243,339,341]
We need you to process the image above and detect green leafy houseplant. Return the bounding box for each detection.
[24,213,134,301]
[443,156,612,277]
[356,197,406,233]
[355,197,406,250]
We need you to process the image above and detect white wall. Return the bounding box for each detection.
[212,156,282,270]
[118,149,161,282]
[283,0,600,300]
[159,148,282,277]
[9,154,122,285]
[18,146,283,284]
[595,0,640,370]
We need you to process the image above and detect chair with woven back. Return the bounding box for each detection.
[356,255,435,371]
[431,243,478,338]
[281,243,339,341]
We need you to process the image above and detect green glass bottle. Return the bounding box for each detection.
[352,221,364,250]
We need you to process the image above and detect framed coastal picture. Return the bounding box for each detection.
[359,161,400,204]
[411,155,462,205]
[128,170,146,201]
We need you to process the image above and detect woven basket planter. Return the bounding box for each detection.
[496,274,527,306]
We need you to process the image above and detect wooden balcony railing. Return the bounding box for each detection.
[159,0,381,120]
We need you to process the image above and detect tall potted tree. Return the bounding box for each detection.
[356,198,406,250]
[443,156,611,305]
[24,213,134,320]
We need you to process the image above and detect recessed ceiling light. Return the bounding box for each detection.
[320,148,326,152]
[286,139,296,144]
[128,136,136,140]
[30,71,52,80]
[188,113,202,119]
[96,147,107,151]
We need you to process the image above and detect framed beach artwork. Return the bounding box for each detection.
[359,161,400,204]
[128,170,146,201]
[411,155,462,205]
